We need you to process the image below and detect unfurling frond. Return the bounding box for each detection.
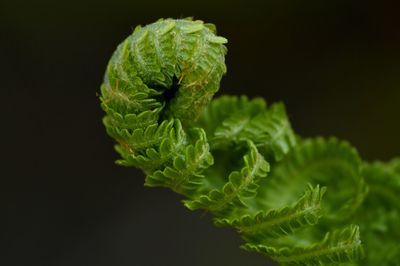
[197,96,297,161]
[244,225,364,265]
[257,138,368,221]
[184,141,269,215]
[216,185,326,241]
[100,18,397,266]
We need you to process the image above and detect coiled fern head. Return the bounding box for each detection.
[100,18,400,265]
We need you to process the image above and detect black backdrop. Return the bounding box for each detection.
[3,0,400,265]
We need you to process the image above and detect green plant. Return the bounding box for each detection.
[100,18,400,265]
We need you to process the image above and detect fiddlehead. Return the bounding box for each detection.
[101,18,226,195]
[100,18,399,265]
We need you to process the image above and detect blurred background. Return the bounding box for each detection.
[2,0,399,265]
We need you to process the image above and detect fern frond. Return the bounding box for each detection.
[115,119,186,170]
[362,159,400,206]
[100,18,398,266]
[145,128,214,195]
[196,95,267,139]
[244,225,364,265]
[352,159,400,266]
[102,103,163,132]
[197,95,296,160]
[101,18,227,195]
[184,141,269,215]
[257,138,368,221]
[235,102,297,161]
[216,185,326,241]
[101,18,227,130]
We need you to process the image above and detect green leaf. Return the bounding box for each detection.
[243,225,364,265]
[362,159,400,207]
[215,185,326,242]
[257,138,368,222]
[115,119,187,173]
[102,18,228,126]
[352,159,400,266]
[184,141,269,215]
[161,19,228,123]
[234,102,297,161]
[196,95,267,139]
[100,18,398,266]
[197,95,296,160]
[145,128,214,195]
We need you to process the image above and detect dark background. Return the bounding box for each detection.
[2,0,399,265]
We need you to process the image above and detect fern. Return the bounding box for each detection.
[100,18,400,265]
[244,225,364,265]
[184,141,270,215]
[215,185,326,241]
